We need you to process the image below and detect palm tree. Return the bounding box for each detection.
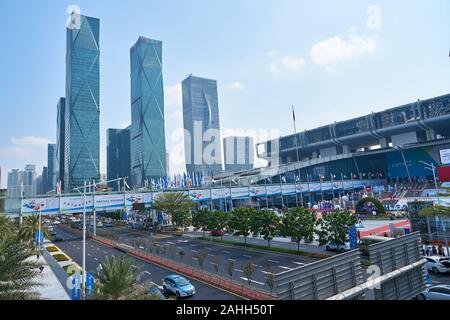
[19,214,50,243]
[94,255,158,300]
[0,215,41,300]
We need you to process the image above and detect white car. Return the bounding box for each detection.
[417,285,450,300]
[424,256,450,274]
[52,220,61,225]
[326,242,351,253]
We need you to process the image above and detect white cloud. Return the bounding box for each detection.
[229,81,244,91]
[267,50,278,58]
[270,61,279,75]
[10,136,52,148]
[164,83,182,110]
[310,31,376,69]
[281,56,307,72]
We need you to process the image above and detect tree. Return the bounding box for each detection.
[172,209,192,229]
[0,216,41,300]
[264,265,275,296]
[95,255,144,300]
[225,260,234,284]
[211,256,221,279]
[316,211,357,252]
[209,210,229,240]
[257,210,279,247]
[242,261,255,288]
[281,207,316,253]
[229,208,254,244]
[419,205,450,218]
[192,209,211,237]
[19,214,50,243]
[151,192,196,227]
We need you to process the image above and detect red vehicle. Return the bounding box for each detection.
[211,229,224,237]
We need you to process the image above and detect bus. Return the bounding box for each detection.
[359,235,394,255]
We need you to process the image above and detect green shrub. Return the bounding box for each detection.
[52,253,70,262]
[174,233,183,237]
[63,264,81,276]
[46,246,59,253]
[360,259,371,267]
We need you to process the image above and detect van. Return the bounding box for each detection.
[359,235,394,255]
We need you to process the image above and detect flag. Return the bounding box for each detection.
[124,179,130,190]
[93,181,98,191]
[292,105,296,122]
[281,176,287,183]
[56,181,62,195]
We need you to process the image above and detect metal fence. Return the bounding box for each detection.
[274,249,364,300]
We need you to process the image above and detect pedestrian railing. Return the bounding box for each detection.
[92,235,276,300]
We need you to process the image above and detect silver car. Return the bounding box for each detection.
[417,285,450,300]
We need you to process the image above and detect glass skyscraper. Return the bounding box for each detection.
[130,36,167,187]
[107,127,131,190]
[56,97,65,189]
[182,75,223,177]
[223,136,254,172]
[64,14,100,191]
[47,144,56,192]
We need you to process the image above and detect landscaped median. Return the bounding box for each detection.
[44,243,82,277]
[92,235,276,300]
[196,237,331,260]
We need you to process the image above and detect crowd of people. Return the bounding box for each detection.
[422,244,447,257]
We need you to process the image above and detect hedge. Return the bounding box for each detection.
[197,237,330,259]
[356,196,386,214]
[46,246,59,253]
[52,253,70,262]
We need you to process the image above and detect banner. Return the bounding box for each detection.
[211,188,231,200]
[282,184,296,196]
[266,185,282,196]
[249,186,266,197]
[61,196,94,212]
[189,189,211,202]
[231,187,250,199]
[95,194,124,210]
[23,198,59,214]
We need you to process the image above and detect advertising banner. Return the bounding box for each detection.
[231,187,250,199]
[249,186,266,197]
[125,193,144,208]
[189,189,211,202]
[266,185,282,196]
[61,196,94,213]
[282,184,296,196]
[211,188,231,200]
[95,194,124,210]
[22,198,59,214]
[440,149,450,165]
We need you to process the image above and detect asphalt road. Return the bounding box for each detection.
[95,225,321,290]
[53,226,242,300]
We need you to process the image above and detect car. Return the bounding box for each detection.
[326,242,351,253]
[162,275,195,298]
[53,237,64,242]
[417,284,450,300]
[211,229,224,237]
[52,220,61,225]
[424,256,450,274]
[103,222,114,228]
[50,231,57,236]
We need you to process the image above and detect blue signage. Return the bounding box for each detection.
[71,275,81,300]
[348,225,358,250]
[86,272,95,297]
[34,231,44,244]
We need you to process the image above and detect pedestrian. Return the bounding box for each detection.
[425,247,430,256]
[421,247,426,256]
[438,245,444,256]
[432,246,438,256]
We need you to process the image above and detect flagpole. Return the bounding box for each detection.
[292,105,302,208]
[93,180,96,236]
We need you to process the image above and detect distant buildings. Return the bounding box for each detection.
[130,37,167,187]
[24,165,37,197]
[107,127,131,190]
[223,136,254,172]
[56,97,66,189]
[182,75,223,177]
[64,13,100,191]
[47,144,56,192]
[6,169,23,199]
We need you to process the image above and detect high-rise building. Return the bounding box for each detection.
[6,169,23,199]
[166,152,171,177]
[223,136,254,172]
[24,165,36,197]
[47,144,56,192]
[107,127,131,190]
[64,13,100,191]
[56,97,66,190]
[130,36,167,187]
[182,75,223,177]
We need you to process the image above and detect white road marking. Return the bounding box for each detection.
[228,258,236,261]
[191,249,198,253]
[240,277,265,286]
[222,251,230,254]
[279,266,293,270]
[103,251,107,254]
[243,254,252,258]
[208,254,215,257]
[131,265,137,268]
[252,264,262,268]
[94,258,98,261]
[293,262,305,266]
[268,259,279,263]
[261,271,273,275]
[76,247,80,250]
[234,269,243,273]
[144,271,151,275]
[88,253,91,257]
[166,241,175,245]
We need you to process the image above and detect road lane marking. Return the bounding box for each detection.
[88,253,91,257]
[261,271,273,275]
[228,259,236,261]
[131,265,137,268]
[234,269,243,273]
[243,255,252,258]
[222,251,230,254]
[191,249,198,253]
[166,241,175,245]
[94,258,98,261]
[293,262,305,266]
[279,266,293,270]
[144,271,151,275]
[252,264,262,268]
[208,254,215,257]
[268,259,279,263]
[240,277,265,286]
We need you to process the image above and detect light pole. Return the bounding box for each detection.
[419,161,440,205]
[73,181,87,299]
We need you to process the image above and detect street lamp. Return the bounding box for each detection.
[419,161,440,205]
[73,181,87,299]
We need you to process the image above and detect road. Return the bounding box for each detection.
[53,226,242,300]
[94,225,321,290]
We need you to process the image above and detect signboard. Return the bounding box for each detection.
[95,194,124,210]
[281,184,296,196]
[211,188,231,200]
[440,149,450,165]
[86,272,95,297]
[231,187,249,199]
[348,225,358,249]
[266,185,282,196]
[23,198,59,214]
[61,196,94,212]
[34,231,44,244]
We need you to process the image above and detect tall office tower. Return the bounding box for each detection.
[6,169,23,199]
[47,144,56,192]
[24,165,36,197]
[166,152,171,177]
[130,36,167,187]
[107,127,131,190]
[182,75,223,177]
[64,13,100,191]
[56,97,66,190]
[223,136,254,172]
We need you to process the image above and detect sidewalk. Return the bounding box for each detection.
[35,250,70,300]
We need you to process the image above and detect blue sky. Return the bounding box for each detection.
[0,0,449,188]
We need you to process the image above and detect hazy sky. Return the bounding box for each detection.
[1,0,450,188]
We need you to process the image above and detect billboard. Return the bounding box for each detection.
[61,196,94,213]
[22,198,59,214]
[440,149,450,165]
[231,187,250,199]
[211,188,231,200]
[189,189,211,202]
[249,186,266,197]
[95,194,124,210]
[281,184,296,196]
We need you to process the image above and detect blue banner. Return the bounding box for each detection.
[348,225,358,250]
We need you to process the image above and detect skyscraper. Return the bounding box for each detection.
[47,144,56,192]
[223,136,254,172]
[64,13,100,191]
[6,169,22,199]
[56,97,66,190]
[130,36,167,187]
[182,75,223,177]
[24,165,36,198]
[107,127,131,190]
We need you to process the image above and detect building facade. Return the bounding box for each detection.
[130,36,167,187]
[64,14,100,191]
[182,75,223,177]
[107,127,131,190]
[223,136,254,172]
[47,144,56,192]
[56,97,66,190]
[6,169,23,199]
[24,165,36,198]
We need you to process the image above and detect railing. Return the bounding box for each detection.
[92,236,276,300]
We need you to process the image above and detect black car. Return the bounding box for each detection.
[53,237,64,242]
